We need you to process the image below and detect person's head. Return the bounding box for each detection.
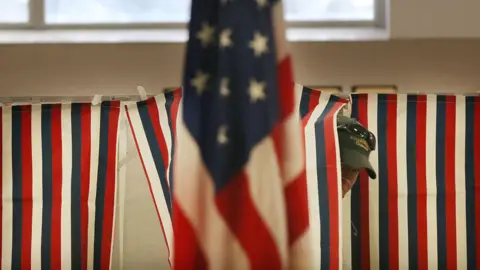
[337,115,377,197]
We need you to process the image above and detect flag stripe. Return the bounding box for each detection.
[466,96,479,269]
[416,95,428,270]
[71,103,83,270]
[165,90,182,196]
[101,101,120,270]
[137,100,172,215]
[2,106,13,268]
[406,95,419,269]
[349,95,373,269]
[80,104,91,270]
[51,104,63,269]
[357,95,371,269]
[61,104,73,270]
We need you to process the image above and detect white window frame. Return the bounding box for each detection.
[0,0,388,43]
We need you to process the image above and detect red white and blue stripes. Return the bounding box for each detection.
[125,88,182,265]
[344,94,480,269]
[1,101,120,270]
[297,85,347,269]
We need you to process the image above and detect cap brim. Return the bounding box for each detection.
[341,148,377,179]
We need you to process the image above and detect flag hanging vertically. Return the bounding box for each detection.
[297,84,348,269]
[343,94,480,270]
[125,87,183,265]
[172,0,310,268]
[1,101,121,270]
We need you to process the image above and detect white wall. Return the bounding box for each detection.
[390,0,480,38]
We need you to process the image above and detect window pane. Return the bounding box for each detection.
[0,0,29,23]
[285,0,375,21]
[45,0,191,24]
[45,0,375,24]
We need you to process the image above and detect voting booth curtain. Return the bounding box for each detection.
[0,102,121,270]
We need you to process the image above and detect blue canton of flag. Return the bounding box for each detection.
[182,0,281,188]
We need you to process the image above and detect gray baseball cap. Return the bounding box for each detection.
[337,115,377,179]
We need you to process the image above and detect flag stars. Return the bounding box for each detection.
[217,125,229,145]
[219,28,233,49]
[249,79,266,102]
[220,77,230,97]
[196,22,215,47]
[249,32,269,57]
[191,71,210,95]
[255,0,268,8]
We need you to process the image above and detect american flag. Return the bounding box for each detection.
[1,102,120,269]
[343,94,480,269]
[297,84,348,269]
[172,0,310,268]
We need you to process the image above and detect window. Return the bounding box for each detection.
[1,0,380,28]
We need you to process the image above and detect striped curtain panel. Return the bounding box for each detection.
[1,101,121,270]
[124,88,182,263]
[343,94,480,269]
[296,84,348,269]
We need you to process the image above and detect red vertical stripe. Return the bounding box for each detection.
[324,103,345,270]
[415,95,428,269]
[444,96,458,269]
[146,99,170,174]
[386,95,399,270]
[308,91,320,113]
[356,95,371,269]
[51,104,63,269]
[80,104,91,270]
[100,102,120,270]
[21,106,33,270]
[474,96,480,267]
[170,89,182,139]
[172,199,208,270]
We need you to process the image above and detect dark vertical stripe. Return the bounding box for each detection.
[349,95,362,270]
[377,94,390,270]
[137,101,172,215]
[355,95,371,269]
[315,99,336,270]
[465,96,476,269]
[299,87,312,119]
[80,104,92,270]
[11,105,23,269]
[71,103,83,270]
[406,95,419,269]
[94,102,111,270]
[415,95,429,270]
[41,104,53,270]
[436,95,447,270]
[475,97,480,270]
[165,92,175,201]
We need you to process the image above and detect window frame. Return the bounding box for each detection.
[0,0,386,30]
